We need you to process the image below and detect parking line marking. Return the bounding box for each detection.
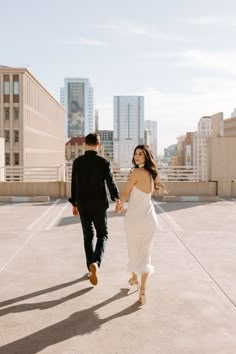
[0,230,41,274]
[26,199,61,230]
[154,202,182,231]
[45,203,69,230]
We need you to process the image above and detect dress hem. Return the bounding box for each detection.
[127,262,154,275]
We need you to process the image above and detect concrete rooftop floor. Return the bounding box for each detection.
[0,198,236,354]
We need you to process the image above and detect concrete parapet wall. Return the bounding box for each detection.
[163,181,217,196]
[232,181,236,197]
[117,181,217,196]
[0,196,50,202]
[0,181,217,199]
[0,182,70,199]
[163,195,219,202]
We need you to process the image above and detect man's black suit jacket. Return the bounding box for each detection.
[68,151,119,213]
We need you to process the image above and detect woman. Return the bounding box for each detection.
[117,145,165,305]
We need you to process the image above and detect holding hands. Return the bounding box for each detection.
[73,202,124,217]
[114,199,126,214]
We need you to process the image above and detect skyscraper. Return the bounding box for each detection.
[98,130,113,161]
[60,78,94,138]
[113,96,144,168]
[231,108,236,118]
[95,109,99,132]
[145,120,158,159]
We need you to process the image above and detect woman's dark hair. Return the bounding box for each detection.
[85,133,100,146]
[132,144,166,193]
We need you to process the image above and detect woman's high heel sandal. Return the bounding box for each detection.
[128,278,140,290]
[138,288,146,305]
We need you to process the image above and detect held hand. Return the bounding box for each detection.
[72,206,79,217]
[114,201,126,215]
[119,204,127,214]
[114,198,121,215]
[114,203,121,215]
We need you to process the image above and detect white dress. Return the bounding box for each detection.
[124,184,157,275]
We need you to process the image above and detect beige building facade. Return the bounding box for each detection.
[224,117,236,137]
[184,132,194,166]
[176,135,185,165]
[0,66,65,168]
[192,116,213,181]
[0,137,4,180]
[208,114,236,197]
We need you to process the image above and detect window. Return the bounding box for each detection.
[4,81,10,94]
[4,130,10,142]
[14,153,19,165]
[14,130,19,143]
[5,153,10,165]
[4,108,9,120]
[3,74,10,103]
[13,75,19,103]
[71,150,75,159]
[14,107,19,119]
[13,81,19,95]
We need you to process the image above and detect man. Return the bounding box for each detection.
[69,133,120,286]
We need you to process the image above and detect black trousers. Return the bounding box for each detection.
[79,210,108,270]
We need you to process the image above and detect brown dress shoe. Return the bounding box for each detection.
[89,263,98,286]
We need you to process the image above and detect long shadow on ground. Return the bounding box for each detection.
[0,288,141,354]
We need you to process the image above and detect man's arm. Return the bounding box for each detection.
[68,160,79,216]
[104,161,120,202]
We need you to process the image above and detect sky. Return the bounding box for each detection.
[1,0,236,154]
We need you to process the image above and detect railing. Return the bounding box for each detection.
[112,166,207,182]
[159,166,206,182]
[0,166,64,182]
[0,164,207,182]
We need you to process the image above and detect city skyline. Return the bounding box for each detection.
[1,0,236,153]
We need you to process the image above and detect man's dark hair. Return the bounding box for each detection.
[85,133,100,146]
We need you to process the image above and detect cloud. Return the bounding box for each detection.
[57,38,109,47]
[85,21,152,37]
[85,21,191,43]
[186,16,236,26]
[178,49,236,76]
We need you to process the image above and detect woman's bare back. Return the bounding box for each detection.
[134,168,153,194]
